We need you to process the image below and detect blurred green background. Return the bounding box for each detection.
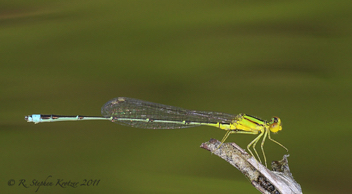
[1,0,351,193]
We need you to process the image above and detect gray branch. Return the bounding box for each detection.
[200,139,302,194]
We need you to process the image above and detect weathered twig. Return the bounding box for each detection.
[200,139,302,194]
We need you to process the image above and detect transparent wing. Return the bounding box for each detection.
[101,97,235,129]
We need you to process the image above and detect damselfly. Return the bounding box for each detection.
[25,97,288,166]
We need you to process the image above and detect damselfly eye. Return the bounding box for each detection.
[270,117,282,133]
[273,117,278,123]
[271,117,277,123]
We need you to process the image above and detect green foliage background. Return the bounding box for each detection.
[1,0,351,193]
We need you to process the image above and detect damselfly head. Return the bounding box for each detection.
[269,116,282,133]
